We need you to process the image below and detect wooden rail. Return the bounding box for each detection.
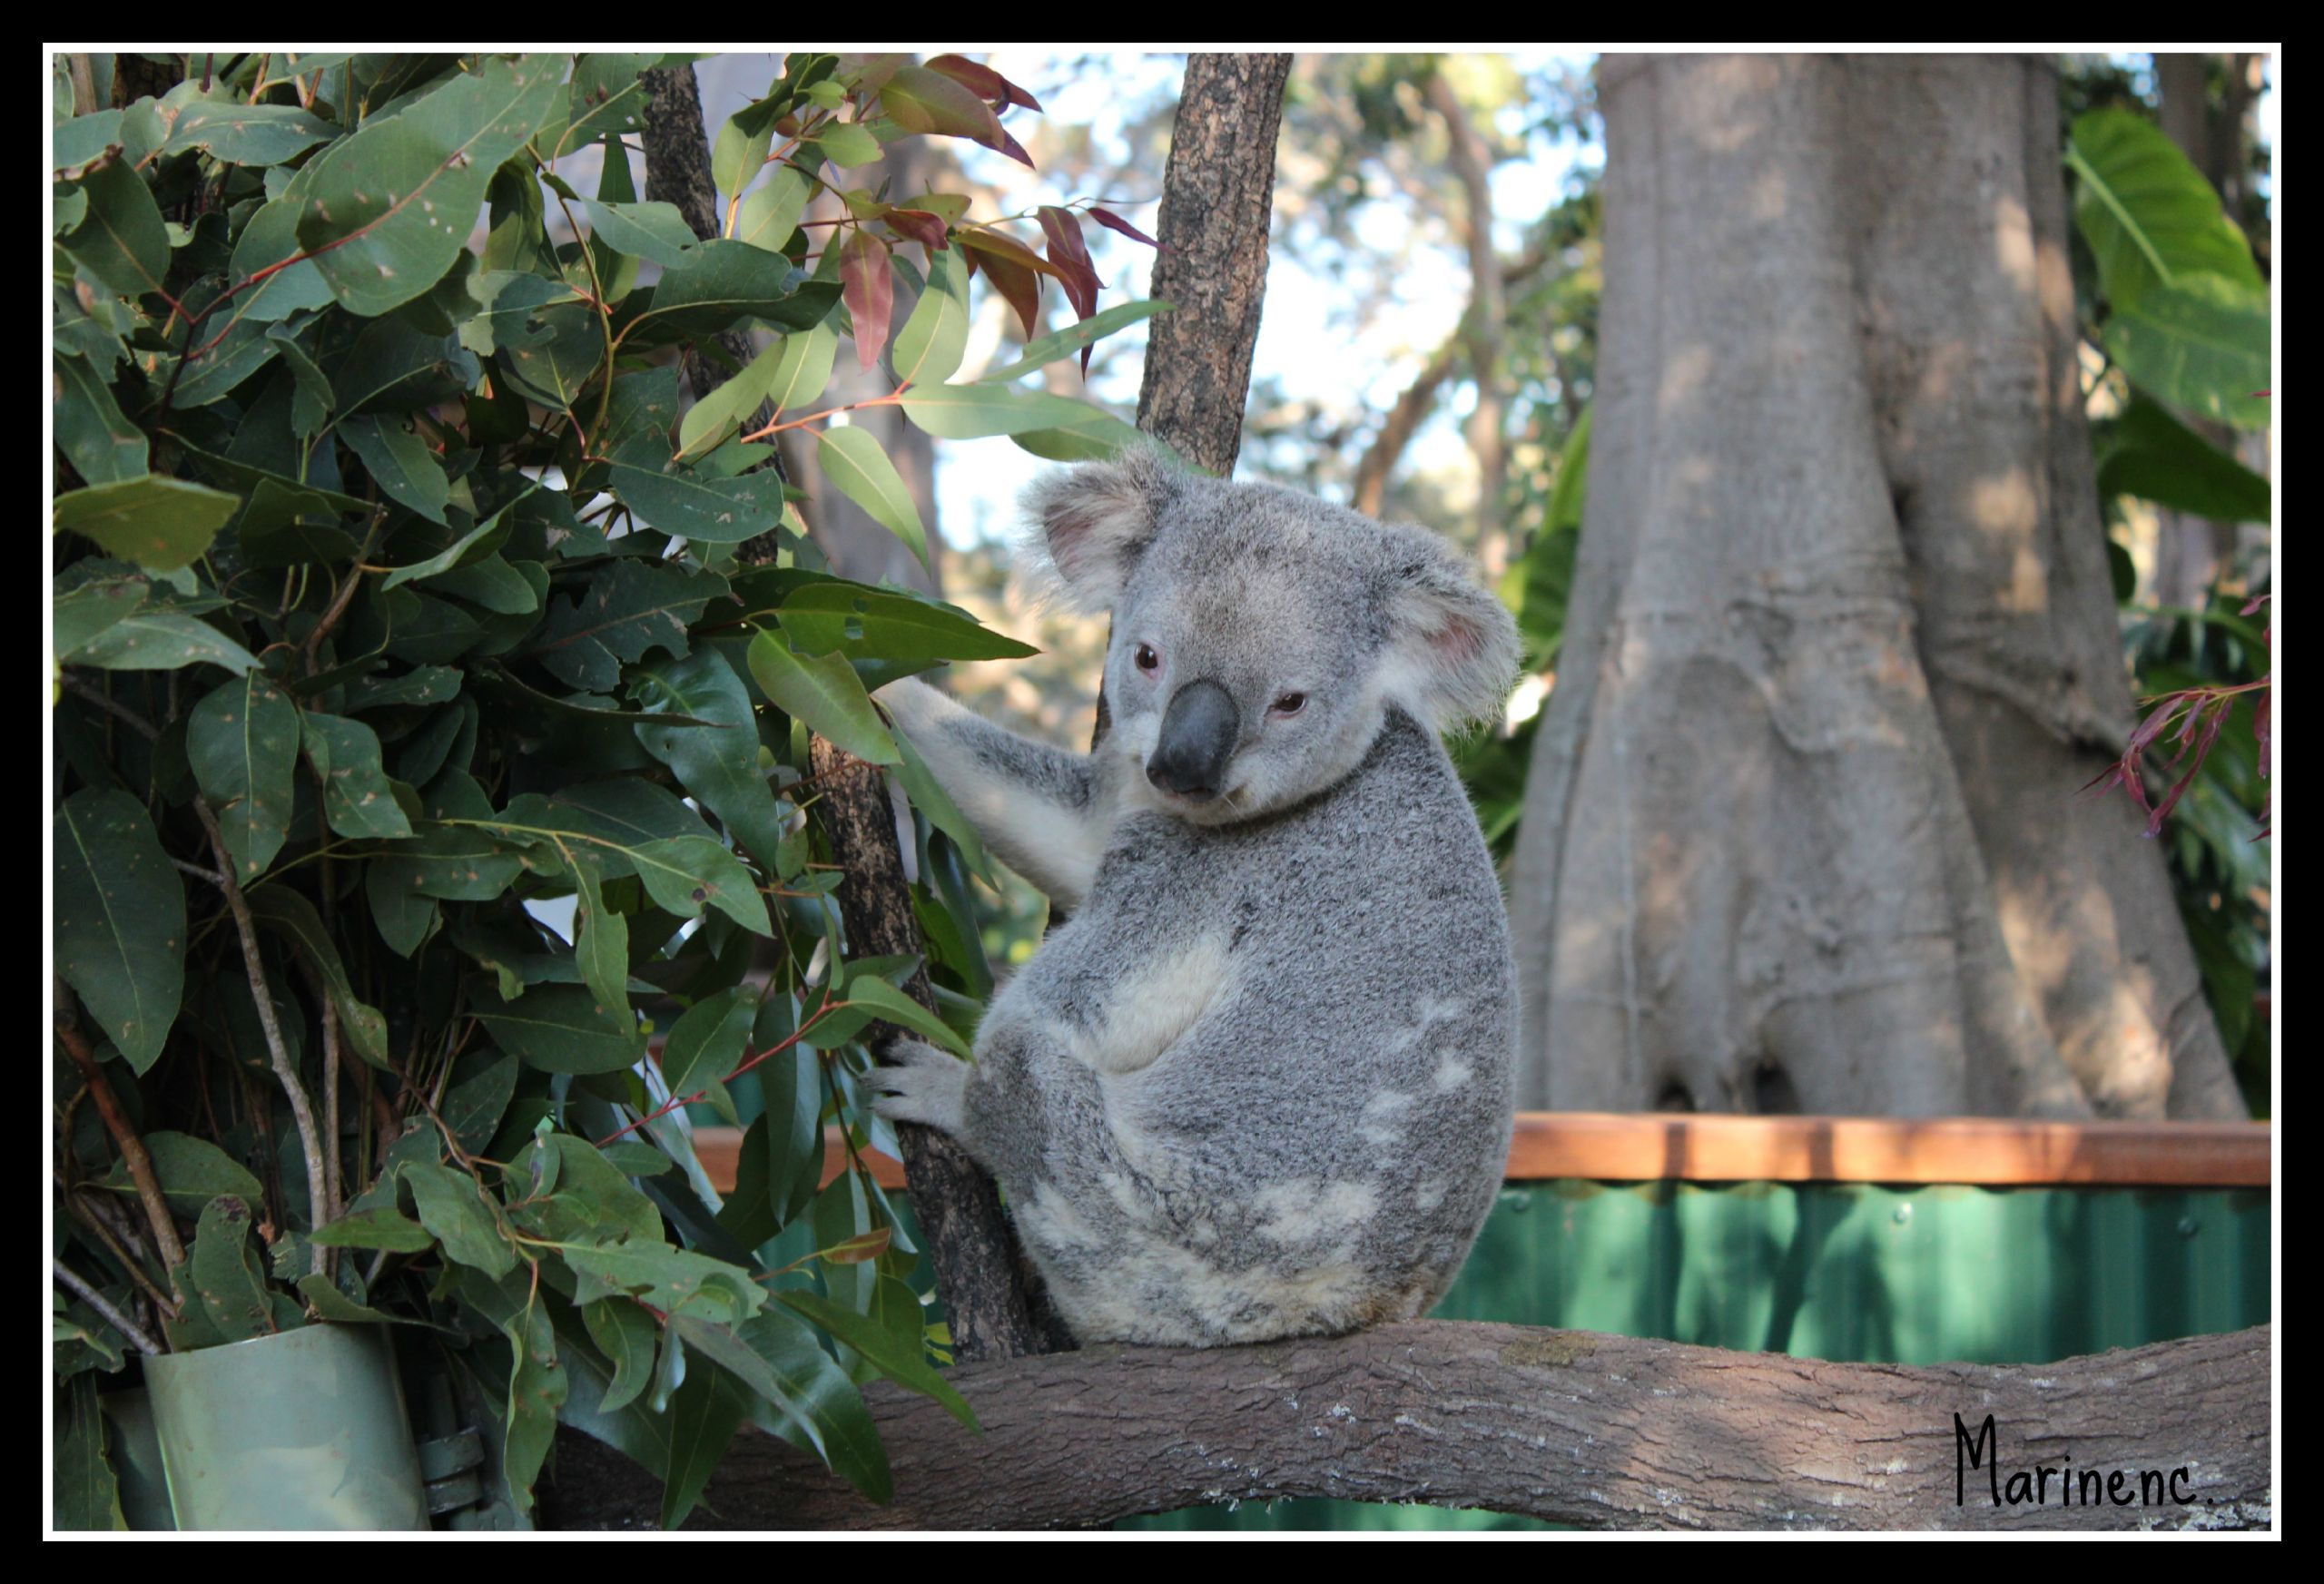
[686,1114,2271,1196]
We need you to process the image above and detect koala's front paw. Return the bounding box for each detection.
[865,1039,970,1136]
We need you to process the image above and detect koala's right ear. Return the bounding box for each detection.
[1022,447,1176,613]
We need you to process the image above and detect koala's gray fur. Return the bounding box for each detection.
[869,447,1521,1347]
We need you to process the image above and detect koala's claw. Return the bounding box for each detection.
[866,1039,969,1136]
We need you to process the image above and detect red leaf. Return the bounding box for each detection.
[885,208,950,254]
[970,249,1041,341]
[881,64,1034,169]
[841,230,894,374]
[927,54,1044,112]
[1038,205,1102,330]
[2253,687,2270,774]
[956,227,1059,280]
[1088,205,1164,250]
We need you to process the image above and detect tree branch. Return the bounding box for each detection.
[542,1320,2270,1530]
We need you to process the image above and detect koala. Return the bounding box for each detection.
[867,446,1521,1348]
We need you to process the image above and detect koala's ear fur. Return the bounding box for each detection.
[1022,447,1177,613]
[1381,534,1523,733]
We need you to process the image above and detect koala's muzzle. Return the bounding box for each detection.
[1146,679,1239,802]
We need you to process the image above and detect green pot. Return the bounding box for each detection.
[143,1323,428,1531]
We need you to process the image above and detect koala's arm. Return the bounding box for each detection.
[877,676,1110,910]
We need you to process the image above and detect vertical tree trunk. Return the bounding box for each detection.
[1507,54,2242,1120]
[1136,53,1294,477]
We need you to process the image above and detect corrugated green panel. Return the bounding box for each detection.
[1121,1179,2270,1531]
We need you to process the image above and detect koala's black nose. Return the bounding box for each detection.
[1147,678,1239,802]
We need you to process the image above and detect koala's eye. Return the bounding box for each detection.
[1134,644,1160,674]
[1270,692,1307,717]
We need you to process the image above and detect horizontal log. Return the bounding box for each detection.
[541,1321,2271,1530]
[682,1114,2271,1195]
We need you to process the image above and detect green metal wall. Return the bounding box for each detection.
[1122,1178,2272,1531]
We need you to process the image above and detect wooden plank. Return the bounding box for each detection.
[684,1115,2270,1195]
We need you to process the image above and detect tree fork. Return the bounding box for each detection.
[543,1321,2271,1530]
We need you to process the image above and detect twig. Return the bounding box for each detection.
[61,676,160,741]
[54,989,187,1273]
[61,1189,180,1319]
[192,798,330,1277]
[54,1256,163,1356]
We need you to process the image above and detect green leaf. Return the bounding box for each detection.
[747,629,900,763]
[2097,394,2270,523]
[764,320,838,416]
[54,476,241,573]
[780,583,1037,663]
[734,165,813,254]
[675,336,790,462]
[891,725,991,882]
[310,1205,433,1251]
[444,1053,519,1154]
[576,197,702,268]
[630,648,788,871]
[500,1284,569,1517]
[582,1299,660,1414]
[187,672,300,880]
[607,433,788,546]
[657,1358,748,1530]
[293,54,566,316]
[97,1131,262,1215]
[631,836,774,935]
[974,299,1170,384]
[532,561,724,693]
[54,788,184,1072]
[64,607,260,674]
[188,1196,278,1343]
[2069,107,2264,310]
[54,110,126,174]
[1009,405,1151,462]
[405,1162,517,1276]
[294,1273,409,1324]
[162,102,335,165]
[340,414,451,525]
[837,975,971,1058]
[475,984,645,1075]
[2102,272,2272,431]
[660,987,757,1096]
[813,423,926,564]
[562,1239,763,1323]
[891,244,970,386]
[816,122,885,167]
[713,96,783,199]
[900,382,1118,439]
[54,1374,125,1531]
[53,569,149,662]
[60,156,170,299]
[629,240,842,342]
[569,855,631,1024]
[301,713,416,840]
[52,353,148,485]
[244,885,393,1068]
[773,1286,977,1430]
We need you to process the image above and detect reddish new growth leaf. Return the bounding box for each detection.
[880,64,1036,169]
[925,54,1044,113]
[885,208,950,255]
[841,230,895,374]
[1038,206,1103,370]
[956,229,1055,339]
[1088,205,1164,251]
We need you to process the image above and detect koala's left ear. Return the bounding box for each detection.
[1021,446,1178,614]
[1382,536,1523,733]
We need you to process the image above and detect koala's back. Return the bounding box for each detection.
[990,711,1516,1345]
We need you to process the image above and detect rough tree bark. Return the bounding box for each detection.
[1507,54,2245,1120]
[541,1322,2270,1530]
[808,742,1068,1360]
[1137,53,1294,477]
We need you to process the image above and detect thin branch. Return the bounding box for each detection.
[54,1256,163,1356]
[54,989,186,1273]
[192,798,329,1277]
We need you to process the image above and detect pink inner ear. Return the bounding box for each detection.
[1431,611,1485,664]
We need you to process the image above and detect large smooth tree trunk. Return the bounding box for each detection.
[1508,54,2244,1119]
